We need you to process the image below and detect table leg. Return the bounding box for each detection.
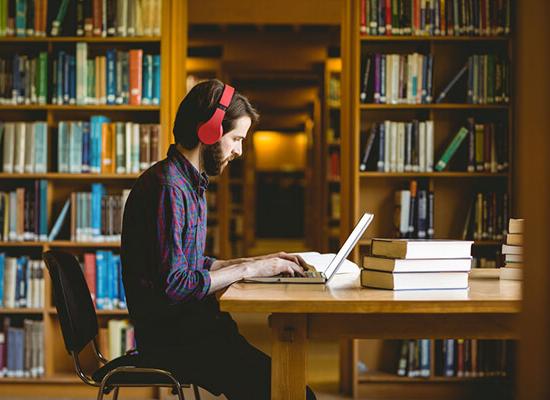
[270,314,307,400]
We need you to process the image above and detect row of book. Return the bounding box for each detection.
[360,120,434,172]
[80,251,127,310]
[359,0,512,37]
[463,191,508,241]
[0,318,44,378]
[360,53,434,104]
[396,339,509,378]
[0,255,45,308]
[58,119,161,174]
[0,0,161,37]
[54,47,160,106]
[1,122,48,173]
[500,218,522,280]
[394,180,434,239]
[361,239,473,290]
[0,180,49,242]
[0,48,160,106]
[98,319,135,361]
[466,54,510,104]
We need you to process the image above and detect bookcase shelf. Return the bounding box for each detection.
[0,241,121,248]
[0,105,161,111]
[360,35,511,42]
[0,37,161,43]
[0,308,44,315]
[0,173,142,180]
[341,0,515,397]
[359,103,509,110]
[359,172,508,178]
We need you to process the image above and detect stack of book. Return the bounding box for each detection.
[500,218,523,280]
[361,239,473,290]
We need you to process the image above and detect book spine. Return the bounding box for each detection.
[129,49,142,105]
[377,122,385,171]
[407,180,417,237]
[467,117,475,172]
[434,126,468,171]
[427,181,434,238]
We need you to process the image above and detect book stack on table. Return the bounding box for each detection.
[500,219,523,281]
[361,239,473,290]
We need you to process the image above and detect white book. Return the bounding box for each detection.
[34,122,48,173]
[2,123,14,173]
[132,123,140,173]
[505,254,523,263]
[116,123,126,174]
[143,0,153,36]
[13,123,26,173]
[383,120,391,172]
[125,122,133,172]
[390,122,398,172]
[419,121,426,172]
[399,190,411,237]
[24,123,35,173]
[391,55,400,104]
[76,42,88,105]
[363,256,472,273]
[134,0,143,36]
[426,120,434,172]
[372,239,474,259]
[396,122,405,172]
[4,257,17,307]
[361,269,469,290]
[502,244,523,255]
[406,54,414,104]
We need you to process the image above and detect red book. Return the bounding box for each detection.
[93,0,102,36]
[457,339,465,377]
[360,0,367,33]
[129,50,143,105]
[84,253,97,306]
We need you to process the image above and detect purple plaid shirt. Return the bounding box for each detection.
[121,144,215,306]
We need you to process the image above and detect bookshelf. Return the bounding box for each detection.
[0,0,185,397]
[321,58,342,253]
[340,0,515,397]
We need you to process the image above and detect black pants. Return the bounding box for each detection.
[140,318,316,400]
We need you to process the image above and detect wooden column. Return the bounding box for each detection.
[270,314,307,400]
[516,0,550,399]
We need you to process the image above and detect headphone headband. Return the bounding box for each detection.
[197,84,235,145]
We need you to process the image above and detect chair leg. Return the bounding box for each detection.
[175,385,186,400]
[192,384,201,400]
[112,387,119,400]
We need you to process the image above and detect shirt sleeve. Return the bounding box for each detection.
[156,185,211,302]
[202,256,216,271]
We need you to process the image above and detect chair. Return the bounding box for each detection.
[42,250,201,400]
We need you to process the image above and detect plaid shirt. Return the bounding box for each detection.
[121,144,215,306]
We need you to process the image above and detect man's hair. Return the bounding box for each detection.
[173,79,259,149]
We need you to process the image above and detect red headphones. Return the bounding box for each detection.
[197,83,235,145]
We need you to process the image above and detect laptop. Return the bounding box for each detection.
[244,213,374,284]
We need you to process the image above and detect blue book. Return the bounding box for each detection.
[82,121,90,173]
[48,197,70,241]
[111,254,120,308]
[91,183,104,239]
[56,51,64,104]
[106,49,116,104]
[34,122,48,173]
[16,257,27,308]
[377,122,385,172]
[90,115,109,173]
[152,55,160,105]
[15,0,26,37]
[0,253,4,307]
[142,54,153,105]
[444,339,455,377]
[39,180,48,240]
[95,251,106,310]
[118,258,127,309]
[69,55,76,104]
[14,328,23,377]
[104,251,113,310]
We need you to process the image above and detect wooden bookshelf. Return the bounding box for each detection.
[0,1,185,397]
[340,0,515,397]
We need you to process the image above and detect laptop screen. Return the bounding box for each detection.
[324,213,374,281]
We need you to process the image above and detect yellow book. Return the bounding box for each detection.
[101,123,115,173]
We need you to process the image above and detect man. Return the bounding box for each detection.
[121,79,316,399]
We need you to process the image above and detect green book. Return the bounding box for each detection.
[87,59,95,104]
[50,0,70,36]
[37,52,47,104]
[435,127,468,172]
[0,0,6,36]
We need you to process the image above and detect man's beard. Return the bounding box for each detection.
[202,142,228,176]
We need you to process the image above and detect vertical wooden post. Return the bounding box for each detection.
[270,314,308,400]
[516,0,550,399]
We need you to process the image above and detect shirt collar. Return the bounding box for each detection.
[167,144,209,195]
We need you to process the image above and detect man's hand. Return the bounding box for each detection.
[251,252,311,271]
[241,256,306,278]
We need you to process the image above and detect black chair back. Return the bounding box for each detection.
[43,250,98,355]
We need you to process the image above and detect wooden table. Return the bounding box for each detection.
[219,272,522,400]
